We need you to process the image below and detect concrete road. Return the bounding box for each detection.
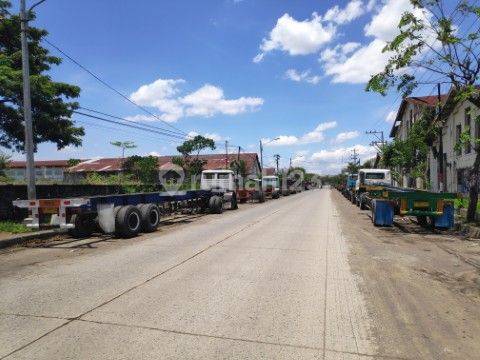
[1,189,479,359]
[0,190,375,359]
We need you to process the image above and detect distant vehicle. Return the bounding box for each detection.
[200,170,238,209]
[354,169,392,209]
[262,176,280,199]
[356,169,392,189]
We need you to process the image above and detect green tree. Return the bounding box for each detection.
[0,151,10,177]
[366,0,480,221]
[0,1,84,151]
[123,155,158,191]
[67,158,81,167]
[173,135,216,177]
[381,109,435,186]
[230,159,248,178]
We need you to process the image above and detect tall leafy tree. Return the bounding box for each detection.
[367,0,480,221]
[173,135,216,177]
[0,0,84,151]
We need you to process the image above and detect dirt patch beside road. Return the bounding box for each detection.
[332,190,480,359]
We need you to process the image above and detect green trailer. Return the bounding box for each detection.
[360,185,457,228]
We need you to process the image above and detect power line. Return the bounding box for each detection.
[43,38,188,137]
[78,106,187,139]
[73,111,187,141]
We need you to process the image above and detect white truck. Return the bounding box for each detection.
[200,170,238,212]
[262,175,280,199]
[355,169,392,209]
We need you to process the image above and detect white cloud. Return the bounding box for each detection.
[262,121,337,147]
[187,130,226,142]
[129,79,263,122]
[147,151,160,157]
[284,69,321,84]
[321,39,390,84]
[334,131,360,143]
[323,0,366,25]
[291,150,309,166]
[364,0,429,42]
[311,144,376,162]
[182,84,263,117]
[385,110,397,123]
[254,12,335,61]
[319,0,433,84]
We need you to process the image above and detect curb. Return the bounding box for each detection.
[0,229,67,249]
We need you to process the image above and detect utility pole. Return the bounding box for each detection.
[225,140,229,169]
[351,148,360,166]
[365,130,386,151]
[289,157,292,169]
[259,140,264,175]
[273,154,280,174]
[20,0,36,200]
[437,83,444,192]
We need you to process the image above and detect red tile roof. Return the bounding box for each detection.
[390,93,448,137]
[66,153,260,174]
[7,160,72,169]
[263,167,276,176]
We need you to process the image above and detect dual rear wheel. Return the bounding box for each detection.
[114,203,161,238]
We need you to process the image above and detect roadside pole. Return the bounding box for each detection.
[20,0,36,200]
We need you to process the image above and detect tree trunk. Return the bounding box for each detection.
[466,150,480,222]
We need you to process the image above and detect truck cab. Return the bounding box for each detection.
[262,175,280,199]
[356,169,392,190]
[200,170,236,192]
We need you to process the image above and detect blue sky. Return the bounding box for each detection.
[8,0,444,174]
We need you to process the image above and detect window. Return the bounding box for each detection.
[217,173,231,180]
[365,173,385,180]
[456,124,462,156]
[465,107,472,154]
[203,173,215,180]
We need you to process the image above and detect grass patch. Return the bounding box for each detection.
[0,221,31,234]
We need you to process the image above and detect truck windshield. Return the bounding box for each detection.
[217,173,231,179]
[365,173,385,179]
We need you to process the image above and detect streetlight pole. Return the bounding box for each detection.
[20,0,36,200]
[259,137,279,175]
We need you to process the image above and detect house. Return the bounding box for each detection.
[263,167,276,176]
[5,160,71,182]
[390,94,447,188]
[428,91,479,194]
[66,153,262,182]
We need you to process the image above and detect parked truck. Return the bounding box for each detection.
[13,169,239,239]
[262,175,280,199]
[351,169,456,229]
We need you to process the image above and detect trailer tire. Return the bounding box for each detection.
[360,199,367,210]
[230,193,238,210]
[209,196,223,214]
[272,191,280,199]
[139,203,161,233]
[68,214,95,238]
[115,205,142,238]
[259,192,265,203]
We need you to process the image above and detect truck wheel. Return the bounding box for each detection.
[259,192,265,203]
[360,199,367,210]
[115,205,142,238]
[139,203,161,233]
[371,201,377,225]
[68,214,95,238]
[272,191,280,199]
[209,196,223,214]
[417,215,427,227]
[230,193,238,210]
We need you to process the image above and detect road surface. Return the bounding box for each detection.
[0,189,479,359]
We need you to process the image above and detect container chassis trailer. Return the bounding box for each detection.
[357,185,457,229]
[13,189,234,239]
